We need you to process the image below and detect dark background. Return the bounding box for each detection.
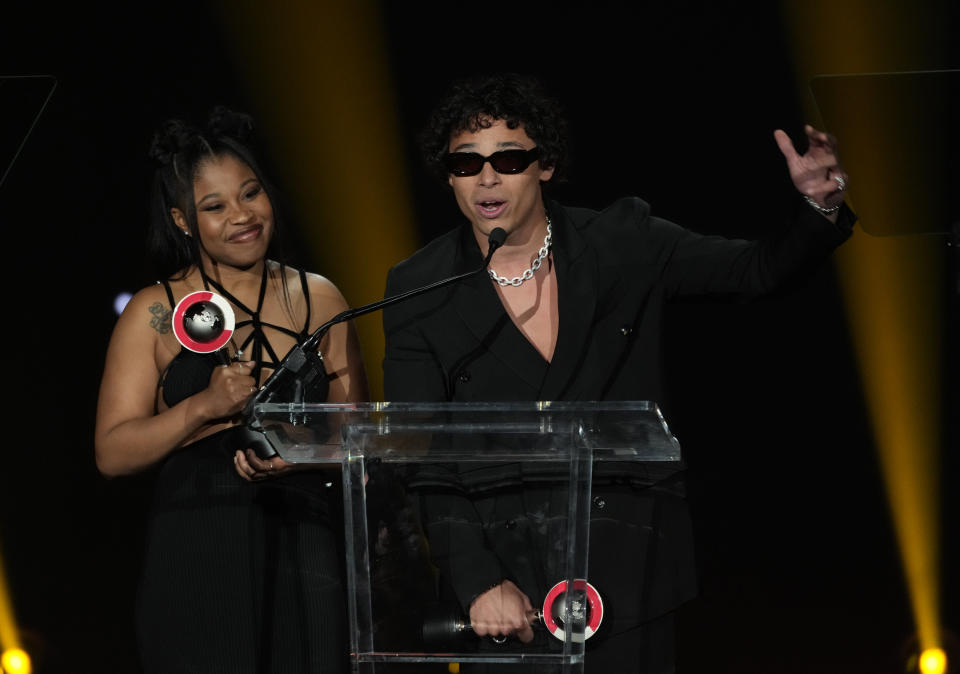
[1,2,956,672]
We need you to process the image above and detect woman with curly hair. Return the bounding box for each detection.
[95,107,367,673]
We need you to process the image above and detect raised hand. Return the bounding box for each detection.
[774,124,848,217]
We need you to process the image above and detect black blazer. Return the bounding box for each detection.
[381,196,854,625]
[384,196,853,404]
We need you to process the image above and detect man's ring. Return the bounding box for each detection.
[833,174,846,192]
[267,461,273,471]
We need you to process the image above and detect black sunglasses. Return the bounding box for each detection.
[443,147,542,177]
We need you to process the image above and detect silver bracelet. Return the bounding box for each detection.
[804,195,841,215]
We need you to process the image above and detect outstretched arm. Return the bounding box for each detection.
[774,124,849,224]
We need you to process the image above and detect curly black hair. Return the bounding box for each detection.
[419,73,569,184]
[146,106,287,280]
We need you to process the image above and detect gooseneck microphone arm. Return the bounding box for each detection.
[305,227,506,353]
[244,227,507,422]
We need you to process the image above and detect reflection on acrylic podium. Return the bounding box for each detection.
[251,401,682,673]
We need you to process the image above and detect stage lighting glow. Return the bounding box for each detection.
[0,552,22,671]
[0,648,31,674]
[782,0,947,661]
[114,291,133,316]
[213,0,419,400]
[919,647,947,674]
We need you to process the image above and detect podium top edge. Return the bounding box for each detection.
[253,400,661,413]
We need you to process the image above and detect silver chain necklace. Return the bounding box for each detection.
[488,217,552,287]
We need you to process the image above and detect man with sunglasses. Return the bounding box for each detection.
[382,73,854,672]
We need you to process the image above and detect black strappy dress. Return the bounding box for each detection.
[136,267,346,674]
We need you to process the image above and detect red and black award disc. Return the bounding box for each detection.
[542,579,604,642]
[172,290,235,354]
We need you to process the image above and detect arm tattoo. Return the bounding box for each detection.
[149,302,172,334]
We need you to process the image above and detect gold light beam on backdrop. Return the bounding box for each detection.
[782,0,948,656]
[213,0,419,400]
[0,548,27,672]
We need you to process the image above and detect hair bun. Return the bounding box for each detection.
[206,106,254,142]
[148,118,198,166]
[148,106,255,166]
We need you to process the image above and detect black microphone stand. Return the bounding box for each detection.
[243,228,507,438]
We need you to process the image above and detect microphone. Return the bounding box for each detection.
[243,227,507,453]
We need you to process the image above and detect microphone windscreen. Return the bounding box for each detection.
[488,227,507,249]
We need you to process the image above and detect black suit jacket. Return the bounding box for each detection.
[382,196,853,626]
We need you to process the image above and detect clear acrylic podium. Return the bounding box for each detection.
[250,401,682,672]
